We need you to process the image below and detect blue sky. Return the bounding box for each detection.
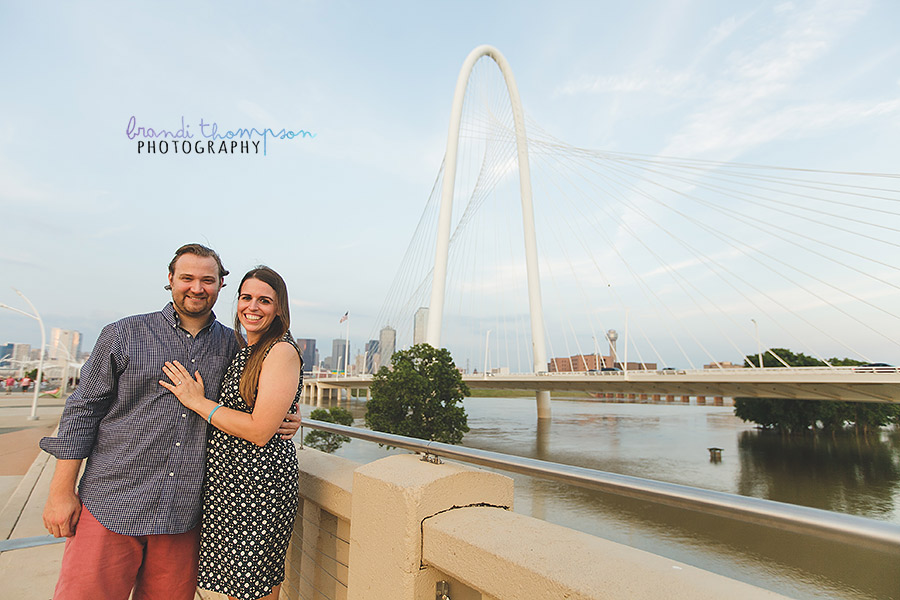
[2,0,898,368]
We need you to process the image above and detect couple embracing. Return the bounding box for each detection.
[41,243,303,600]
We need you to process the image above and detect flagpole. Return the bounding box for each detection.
[344,316,350,378]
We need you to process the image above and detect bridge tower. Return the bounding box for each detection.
[425,45,552,419]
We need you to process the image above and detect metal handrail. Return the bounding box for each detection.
[301,419,900,554]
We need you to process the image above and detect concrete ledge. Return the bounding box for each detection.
[347,454,514,600]
[297,447,359,521]
[0,453,66,600]
[0,451,51,542]
[423,506,790,600]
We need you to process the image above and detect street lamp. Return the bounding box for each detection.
[51,342,78,394]
[483,329,492,379]
[0,288,46,420]
[750,318,763,369]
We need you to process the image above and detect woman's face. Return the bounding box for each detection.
[237,277,279,343]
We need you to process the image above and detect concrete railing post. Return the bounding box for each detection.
[346,454,513,600]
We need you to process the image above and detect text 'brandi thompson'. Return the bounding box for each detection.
[126,116,316,156]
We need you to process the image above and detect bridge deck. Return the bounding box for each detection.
[310,367,900,403]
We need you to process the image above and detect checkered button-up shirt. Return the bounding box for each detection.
[40,303,240,536]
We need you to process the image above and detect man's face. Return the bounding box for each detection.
[168,254,223,320]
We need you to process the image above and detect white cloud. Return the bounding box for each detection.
[663,0,873,158]
[556,70,698,98]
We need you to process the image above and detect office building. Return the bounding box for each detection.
[378,326,396,369]
[413,307,429,345]
[294,338,317,373]
[332,339,348,373]
[365,339,379,374]
[50,328,82,361]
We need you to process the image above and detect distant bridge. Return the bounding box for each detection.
[305,366,900,405]
[366,45,900,421]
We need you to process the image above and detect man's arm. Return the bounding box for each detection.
[43,459,84,537]
[39,322,125,536]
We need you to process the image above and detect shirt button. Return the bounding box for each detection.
[169,472,174,477]
[191,359,196,363]
[175,442,181,447]
[181,413,187,418]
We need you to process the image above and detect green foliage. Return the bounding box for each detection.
[303,407,354,453]
[735,349,899,434]
[25,368,38,380]
[734,398,823,434]
[365,343,470,444]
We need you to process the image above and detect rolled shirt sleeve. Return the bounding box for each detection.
[40,322,125,459]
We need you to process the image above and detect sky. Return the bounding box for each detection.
[1,0,899,368]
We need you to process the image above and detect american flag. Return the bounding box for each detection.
[339,311,348,323]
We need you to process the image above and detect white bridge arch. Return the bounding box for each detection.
[424,45,553,419]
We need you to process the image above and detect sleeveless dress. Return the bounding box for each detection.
[197,332,301,600]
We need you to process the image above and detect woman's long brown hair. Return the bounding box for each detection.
[233,266,291,407]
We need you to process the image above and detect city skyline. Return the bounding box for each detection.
[2,1,899,368]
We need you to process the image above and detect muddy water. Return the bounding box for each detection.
[298,396,900,599]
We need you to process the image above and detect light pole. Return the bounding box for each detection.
[483,329,492,379]
[751,318,763,369]
[0,288,46,420]
[51,342,78,394]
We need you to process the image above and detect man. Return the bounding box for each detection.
[40,243,301,600]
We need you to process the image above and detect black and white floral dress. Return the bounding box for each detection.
[197,333,301,600]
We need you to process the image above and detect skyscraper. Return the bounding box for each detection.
[294,338,316,373]
[8,343,31,365]
[413,307,429,345]
[365,339,379,374]
[378,326,396,368]
[332,338,348,373]
[50,328,82,361]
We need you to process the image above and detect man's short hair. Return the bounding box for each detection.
[168,243,229,281]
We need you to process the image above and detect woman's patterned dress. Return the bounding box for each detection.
[197,333,301,600]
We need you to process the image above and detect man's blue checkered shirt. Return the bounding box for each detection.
[40,303,240,536]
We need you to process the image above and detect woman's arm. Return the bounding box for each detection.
[161,342,301,446]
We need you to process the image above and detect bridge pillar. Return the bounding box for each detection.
[536,390,550,420]
[316,384,323,407]
[697,395,706,405]
[714,396,724,406]
[681,395,690,404]
[666,395,675,403]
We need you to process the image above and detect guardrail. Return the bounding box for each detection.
[301,418,900,554]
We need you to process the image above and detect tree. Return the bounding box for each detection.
[303,407,354,453]
[735,349,900,434]
[365,343,470,444]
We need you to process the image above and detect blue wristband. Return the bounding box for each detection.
[207,403,223,424]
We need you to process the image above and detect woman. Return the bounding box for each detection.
[161,266,302,600]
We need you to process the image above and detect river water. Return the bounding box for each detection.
[297,396,900,599]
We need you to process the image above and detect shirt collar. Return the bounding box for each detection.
[162,302,218,332]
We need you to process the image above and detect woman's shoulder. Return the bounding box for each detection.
[262,333,302,363]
